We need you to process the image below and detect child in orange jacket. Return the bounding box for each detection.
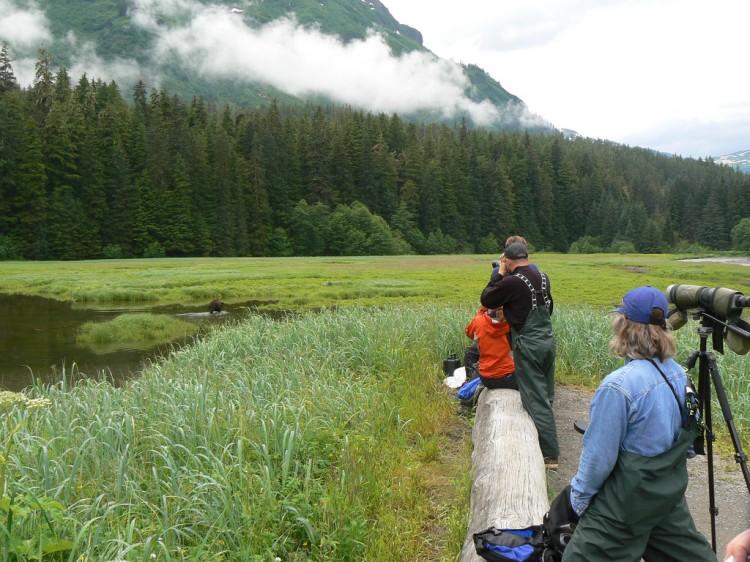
[465,306,518,390]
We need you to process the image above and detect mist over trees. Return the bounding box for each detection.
[1,49,749,260]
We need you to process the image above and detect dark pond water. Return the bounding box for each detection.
[0,295,234,391]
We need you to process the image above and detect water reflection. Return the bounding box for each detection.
[0,295,231,391]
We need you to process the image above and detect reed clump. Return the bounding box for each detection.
[76,313,198,351]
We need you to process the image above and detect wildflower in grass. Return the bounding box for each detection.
[24,397,52,410]
[0,390,26,411]
[0,391,51,413]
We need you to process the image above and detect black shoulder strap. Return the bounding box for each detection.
[646,358,687,428]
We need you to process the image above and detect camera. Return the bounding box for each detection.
[492,261,499,269]
[666,284,750,354]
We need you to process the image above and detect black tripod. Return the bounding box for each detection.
[685,312,750,552]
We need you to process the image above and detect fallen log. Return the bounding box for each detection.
[459,388,550,562]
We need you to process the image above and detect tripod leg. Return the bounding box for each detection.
[707,354,750,494]
[701,352,717,553]
[685,350,700,370]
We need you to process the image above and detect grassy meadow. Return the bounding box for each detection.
[1,253,749,310]
[0,253,749,560]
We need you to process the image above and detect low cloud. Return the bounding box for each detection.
[132,0,533,126]
[64,32,144,88]
[3,0,546,128]
[0,0,50,49]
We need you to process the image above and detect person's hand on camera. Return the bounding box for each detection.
[499,255,509,275]
[725,528,750,562]
[489,266,501,283]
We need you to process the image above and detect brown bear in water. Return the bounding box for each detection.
[208,299,224,314]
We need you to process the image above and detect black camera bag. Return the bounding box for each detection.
[541,485,579,560]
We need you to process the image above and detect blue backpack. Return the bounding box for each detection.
[456,376,483,407]
[473,526,545,561]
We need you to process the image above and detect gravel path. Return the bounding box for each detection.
[549,385,750,556]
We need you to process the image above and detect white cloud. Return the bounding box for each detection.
[0,0,50,49]
[10,56,37,87]
[131,1,539,126]
[64,32,143,88]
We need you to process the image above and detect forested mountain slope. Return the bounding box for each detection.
[22,0,532,127]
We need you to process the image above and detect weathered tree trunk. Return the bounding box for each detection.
[459,388,550,562]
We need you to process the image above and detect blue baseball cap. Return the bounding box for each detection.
[613,286,668,326]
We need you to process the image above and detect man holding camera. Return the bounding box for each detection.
[480,241,560,465]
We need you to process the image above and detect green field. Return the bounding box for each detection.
[1,253,748,310]
[0,254,748,560]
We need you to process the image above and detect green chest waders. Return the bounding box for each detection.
[510,271,559,459]
[562,365,716,562]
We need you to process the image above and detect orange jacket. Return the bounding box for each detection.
[465,308,515,379]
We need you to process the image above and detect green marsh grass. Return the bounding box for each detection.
[4,307,469,560]
[1,253,748,310]
[76,314,199,352]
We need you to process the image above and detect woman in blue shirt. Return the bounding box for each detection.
[562,286,715,562]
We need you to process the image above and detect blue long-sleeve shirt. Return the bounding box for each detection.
[570,357,687,515]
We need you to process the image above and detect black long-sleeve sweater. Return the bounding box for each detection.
[480,265,554,331]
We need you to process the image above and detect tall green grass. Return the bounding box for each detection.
[553,309,750,430]
[2,304,747,559]
[2,307,468,561]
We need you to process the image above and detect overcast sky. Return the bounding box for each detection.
[386,0,750,158]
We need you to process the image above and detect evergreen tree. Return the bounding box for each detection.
[731,218,750,253]
[31,49,54,122]
[0,90,24,238]
[0,43,18,93]
[132,173,159,255]
[698,191,728,249]
[162,155,194,255]
[15,118,47,258]
[245,142,272,256]
[1,65,749,260]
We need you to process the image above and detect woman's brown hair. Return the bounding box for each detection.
[610,314,676,362]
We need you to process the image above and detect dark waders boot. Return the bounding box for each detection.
[562,427,716,562]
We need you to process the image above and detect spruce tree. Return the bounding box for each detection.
[0,43,18,93]
[245,142,272,255]
[31,49,54,122]
[15,118,47,258]
[162,155,194,255]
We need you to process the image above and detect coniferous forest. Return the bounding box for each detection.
[1,48,749,260]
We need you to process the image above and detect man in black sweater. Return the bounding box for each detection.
[481,241,560,466]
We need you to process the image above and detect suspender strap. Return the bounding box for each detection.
[514,272,552,310]
[646,358,688,428]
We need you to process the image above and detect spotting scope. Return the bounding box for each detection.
[666,284,750,354]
